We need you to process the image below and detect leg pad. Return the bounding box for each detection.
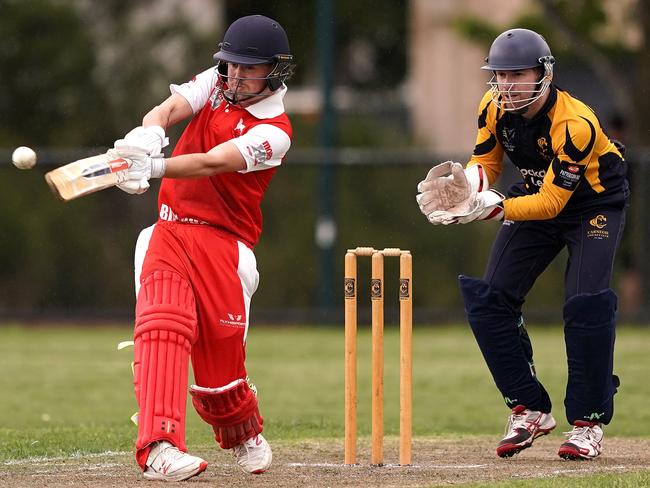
[459,275,551,412]
[564,289,618,424]
[133,270,197,468]
[190,379,263,449]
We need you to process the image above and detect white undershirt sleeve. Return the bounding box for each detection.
[169,67,216,114]
[230,124,292,173]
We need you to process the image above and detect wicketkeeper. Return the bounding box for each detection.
[111,15,294,481]
[417,28,628,460]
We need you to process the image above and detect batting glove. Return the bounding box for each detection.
[114,125,168,156]
[110,148,166,195]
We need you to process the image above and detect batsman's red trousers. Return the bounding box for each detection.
[133,221,259,462]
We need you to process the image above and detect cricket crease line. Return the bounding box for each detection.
[1,450,130,466]
[287,462,490,469]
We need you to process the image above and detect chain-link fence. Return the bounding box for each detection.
[1,147,648,324]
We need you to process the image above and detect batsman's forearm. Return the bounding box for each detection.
[143,94,193,130]
[163,153,219,178]
[163,148,245,178]
[143,105,180,131]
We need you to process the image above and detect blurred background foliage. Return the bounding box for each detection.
[0,0,648,322]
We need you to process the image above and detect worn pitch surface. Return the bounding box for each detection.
[2,437,649,487]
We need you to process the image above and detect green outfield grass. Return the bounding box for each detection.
[463,471,650,488]
[1,323,649,486]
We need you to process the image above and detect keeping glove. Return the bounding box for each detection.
[113,125,168,156]
[416,161,470,215]
[426,189,505,225]
[416,162,489,217]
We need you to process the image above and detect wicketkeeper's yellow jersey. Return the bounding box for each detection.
[467,86,627,220]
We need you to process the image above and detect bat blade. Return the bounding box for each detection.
[45,153,129,201]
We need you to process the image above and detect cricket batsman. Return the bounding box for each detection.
[110,15,294,481]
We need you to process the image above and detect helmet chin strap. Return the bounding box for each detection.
[219,75,275,107]
[511,105,531,116]
[223,81,274,107]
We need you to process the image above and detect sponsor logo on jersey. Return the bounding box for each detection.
[559,169,580,181]
[262,141,273,159]
[536,136,554,162]
[501,127,516,152]
[159,203,179,222]
[248,141,273,166]
[519,168,546,179]
[159,204,208,225]
[552,159,585,191]
[519,167,546,188]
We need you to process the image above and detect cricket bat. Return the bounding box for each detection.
[45,153,130,201]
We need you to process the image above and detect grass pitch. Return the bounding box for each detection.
[0,323,649,487]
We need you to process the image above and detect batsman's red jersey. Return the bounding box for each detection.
[158,68,293,248]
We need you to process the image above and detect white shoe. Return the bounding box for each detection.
[558,421,603,460]
[496,405,557,457]
[143,440,208,481]
[231,434,272,474]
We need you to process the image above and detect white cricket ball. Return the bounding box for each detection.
[12,146,37,170]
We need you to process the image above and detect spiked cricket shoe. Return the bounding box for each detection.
[558,421,603,460]
[143,440,208,481]
[496,405,557,457]
[232,434,272,474]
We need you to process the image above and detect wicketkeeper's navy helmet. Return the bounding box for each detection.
[213,15,294,92]
[482,28,554,71]
[482,28,555,113]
